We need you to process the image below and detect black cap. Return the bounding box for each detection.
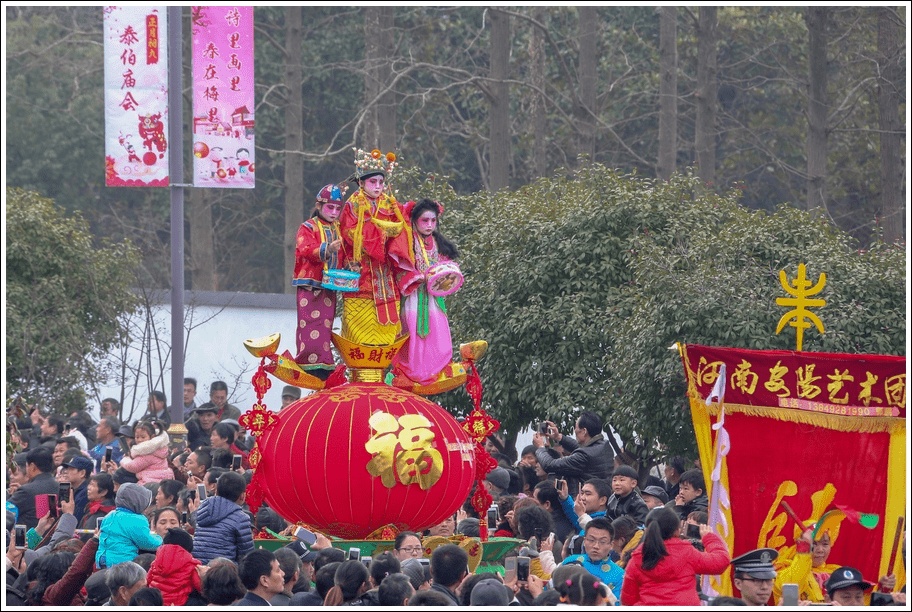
[824,566,873,594]
[731,548,778,580]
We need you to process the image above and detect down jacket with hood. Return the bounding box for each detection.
[146,543,204,605]
[95,483,163,568]
[192,495,254,564]
[620,531,730,606]
[119,430,173,485]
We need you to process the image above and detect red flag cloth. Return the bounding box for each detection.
[680,343,906,599]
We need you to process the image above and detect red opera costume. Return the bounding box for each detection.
[292,216,342,374]
[339,189,414,345]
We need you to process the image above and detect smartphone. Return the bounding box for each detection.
[504,557,516,582]
[538,422,549,435]
[96,516,105,529]
[59,481,71,503]
[35,494,51,518]
[555,477,566,490]
[104,446,113,463]
[181,512,188,525]
[361,556,372,568]
[686,523,701,539]
[294,526,318,546]
[14,525,27,549]
[417,558,430,568]
[188,490,196,501]
[48,494,59,519]
[232,454,242,470]
[348,547,361,561]
[117,437,131,456]
[782,583,799,607]
[197,483,207,500]
[487,507,499,526]
[516,556,530,582]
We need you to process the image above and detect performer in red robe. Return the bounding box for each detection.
[292,184,346,379]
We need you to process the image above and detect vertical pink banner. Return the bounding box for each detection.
[191,6,255,189]
[104,6,169,187]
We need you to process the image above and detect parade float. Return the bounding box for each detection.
[238,149,521,563]
[679,264,906,603]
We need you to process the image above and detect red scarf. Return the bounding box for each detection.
[87,500,116,516]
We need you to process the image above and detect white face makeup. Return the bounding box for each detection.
[320,201,343,223]
[416,211,437,237]
[362,175,385,199]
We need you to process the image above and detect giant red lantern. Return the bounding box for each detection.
[253,382,476,539]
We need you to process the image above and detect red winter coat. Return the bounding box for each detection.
[621,532,730,606]
[146,544,203,606]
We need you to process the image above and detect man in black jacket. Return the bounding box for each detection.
[532,411,613,493]
[8,446,59,530]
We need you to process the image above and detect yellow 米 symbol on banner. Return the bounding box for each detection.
[775,263,826,351]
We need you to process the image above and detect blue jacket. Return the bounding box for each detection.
[193,496,254,564]
[96,507,162,568]
[562,553,625,604]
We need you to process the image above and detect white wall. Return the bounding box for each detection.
[92,290,335,422]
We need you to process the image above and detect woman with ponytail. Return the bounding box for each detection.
[621,505,730,606]
[323,559,370,606]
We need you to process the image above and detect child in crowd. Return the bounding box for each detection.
[96,482,162,568]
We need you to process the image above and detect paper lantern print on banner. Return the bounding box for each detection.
[254,382,475,539]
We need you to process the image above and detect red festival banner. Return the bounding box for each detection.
[191,6,255,188]
[680,344,906,601]
[103,6,169,187]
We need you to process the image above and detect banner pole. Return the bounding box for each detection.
[168,6,186,439]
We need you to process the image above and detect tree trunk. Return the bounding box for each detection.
[531,7,547,179]
[284,6,304,294]
[489,9,510,192]
[695,7,717,187]
[577,7,598,162]
[363,8,380,147]
[877,8,904,244]
[187,187,216,290]
[377,7,397,152]
[657,7,677,180]
[806,7,828,213]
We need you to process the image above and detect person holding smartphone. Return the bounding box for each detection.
[8,446,59,530]
[530,412,613,494]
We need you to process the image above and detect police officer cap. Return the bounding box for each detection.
[730,548,778,580]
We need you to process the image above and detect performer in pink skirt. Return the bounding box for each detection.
[392,199,460,384]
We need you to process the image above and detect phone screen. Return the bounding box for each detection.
[504,557,516,582]
[105,446,113,462]
[59,482,71,503]
[181,512,188,524]
[686,523,701,539]
[782,584,799,607]
[516,556,530,581]
[295,526,318,546]
[487,508,499,525]
[15,525,27,549]
[232,454,242,470]
[348,547,360,561]
[197,484,207,500]
[49,495,59,519]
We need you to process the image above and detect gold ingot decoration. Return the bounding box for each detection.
[460,340,488,362]
[332,333,409,370]
[269,353,325,391]
[244,332,282,358]
[370,217,405,237]
[775,263,826,352]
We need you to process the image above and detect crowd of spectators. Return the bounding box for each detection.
[5,395,905,606]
